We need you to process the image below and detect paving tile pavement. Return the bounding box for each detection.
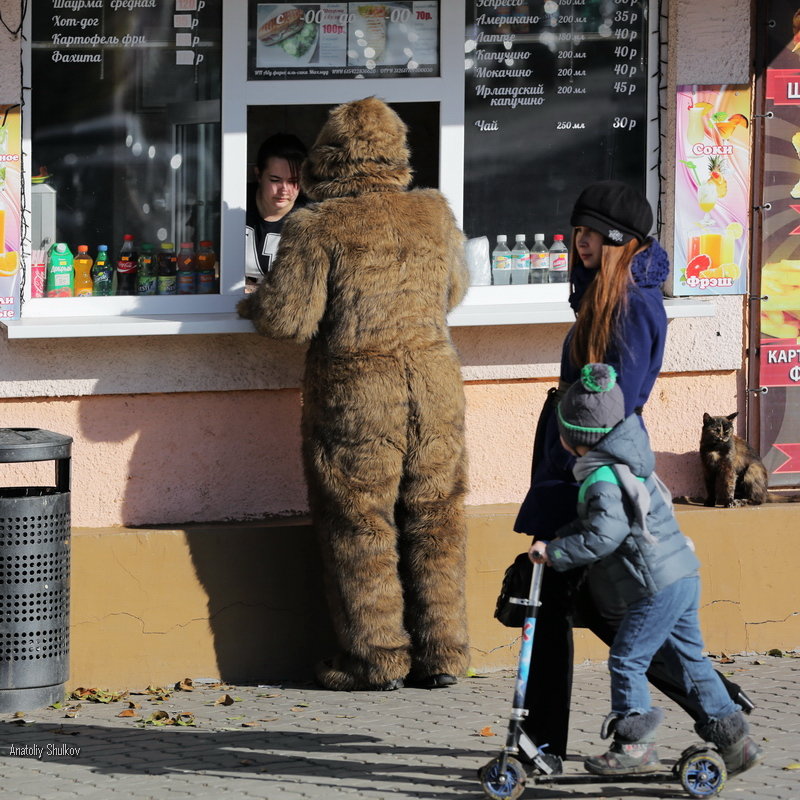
[0,653,798,800]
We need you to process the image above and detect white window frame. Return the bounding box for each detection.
[5,0,709,338]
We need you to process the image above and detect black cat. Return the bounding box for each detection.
[700,412,769,508]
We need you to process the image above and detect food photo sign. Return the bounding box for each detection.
[247,2,440,79]
[673,85,751,296]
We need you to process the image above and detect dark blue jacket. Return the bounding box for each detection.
[514,239,670,537]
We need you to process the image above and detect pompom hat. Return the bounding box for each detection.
[570,180,653,245]
[557,363,625,449]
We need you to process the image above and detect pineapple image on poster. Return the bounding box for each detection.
[673,85,751,296]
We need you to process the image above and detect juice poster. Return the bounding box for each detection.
[673,85,751,296]
[0,104,20,321]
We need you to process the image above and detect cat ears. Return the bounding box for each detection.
[702,411,738,423]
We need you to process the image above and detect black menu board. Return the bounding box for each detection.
[464,1,649,242]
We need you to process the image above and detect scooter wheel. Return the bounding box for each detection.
[478,756,527,800]
[678,749,727,798]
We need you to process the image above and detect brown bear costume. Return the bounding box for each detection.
[238,97,470,690]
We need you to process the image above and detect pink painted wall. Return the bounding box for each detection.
[0,370,738,527]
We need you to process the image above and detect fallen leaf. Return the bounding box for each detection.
[12,711,26,719]
[49,701,63,710]
[767,648,784,658]
[290,706,307,712]
[215,694,235,706]
[717,653,735,664]
[783,763,800,770]
[479,726,496,737]
[175,678,194,692]
[241,722,260,727]
[174,713,196,726]
[117,709,139,718]
[257,692,281,698]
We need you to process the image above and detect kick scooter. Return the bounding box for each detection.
[477,560,728,799]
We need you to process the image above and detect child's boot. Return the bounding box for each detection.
[695,711,761,776]
[584,708,663,775]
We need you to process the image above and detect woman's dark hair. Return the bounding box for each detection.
[255,133,308,180]
[569,237,641,367]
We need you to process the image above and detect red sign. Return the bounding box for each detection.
[773,442,800,473]
[760,338,800,386]
[765,69,800,105]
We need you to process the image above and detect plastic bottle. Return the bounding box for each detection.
[176,242,197,294]
[136,243,157,296]
[46,243,74,297]
[548,234,569,283]
[491,234,512,286]
[196,240,217,294]
[115,234,137,295]
[510,233,530,285]
[73,245,94,297]
[157,242,177,295]
[530,233,549,284]
[90,245,114,296]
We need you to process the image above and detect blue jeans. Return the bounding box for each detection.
[609,575,739,723]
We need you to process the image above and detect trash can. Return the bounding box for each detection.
[0,428,72,712]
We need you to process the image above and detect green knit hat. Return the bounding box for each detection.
[557,364,625,449]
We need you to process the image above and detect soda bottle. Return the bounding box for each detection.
[491,234,512,286]
[73,244,94,297]
[91,245,114,295]
[136,243,157,295]
[156,241,177,295]
[176,242,197,294]
[530,233,549,284]
[196,240,217,294]
[510,233,530,285]
[548,234,569,283]
[46,243,74,297]
[115,234,137,295]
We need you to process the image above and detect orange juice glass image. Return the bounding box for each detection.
[688,233,723,270]
[712,119,737,139]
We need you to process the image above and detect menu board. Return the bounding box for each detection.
[248,2,440,79]
[464,1,649,242]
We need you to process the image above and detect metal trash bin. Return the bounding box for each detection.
[0,428,72,712]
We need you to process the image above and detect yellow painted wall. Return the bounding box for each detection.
[67,503,800,690]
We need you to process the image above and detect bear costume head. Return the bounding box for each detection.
[301,96,413,201]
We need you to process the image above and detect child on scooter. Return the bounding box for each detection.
[529,363,761,777]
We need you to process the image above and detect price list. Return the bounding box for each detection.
[464,0,649,242]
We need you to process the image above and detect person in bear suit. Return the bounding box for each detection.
[237,97,470,691]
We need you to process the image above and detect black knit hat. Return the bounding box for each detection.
[570,180,653,245]
[557,364,625,449]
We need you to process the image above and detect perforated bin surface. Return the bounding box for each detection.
[0,487,70,690]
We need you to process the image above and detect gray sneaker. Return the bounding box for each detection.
[584,739,662,776]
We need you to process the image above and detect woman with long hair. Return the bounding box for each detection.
[513,181,752,773]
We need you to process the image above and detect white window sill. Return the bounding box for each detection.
[1,289,714,339]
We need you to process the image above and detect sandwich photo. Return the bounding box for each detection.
[257,6,305,47]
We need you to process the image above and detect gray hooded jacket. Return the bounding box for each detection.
[546,413,700,605]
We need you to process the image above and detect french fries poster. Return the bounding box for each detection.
[248,2,440,80]
[673,85,751,296]
[0,105,20,322]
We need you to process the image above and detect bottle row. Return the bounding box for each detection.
[39,236,218,298]
[491,233,569,285]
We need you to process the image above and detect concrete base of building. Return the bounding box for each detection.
[68,501,800,690]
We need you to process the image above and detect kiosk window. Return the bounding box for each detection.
[30,2,222,298]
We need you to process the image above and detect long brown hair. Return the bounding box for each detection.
[569,237,642,367]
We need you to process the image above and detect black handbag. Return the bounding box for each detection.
[494,551,534,628]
